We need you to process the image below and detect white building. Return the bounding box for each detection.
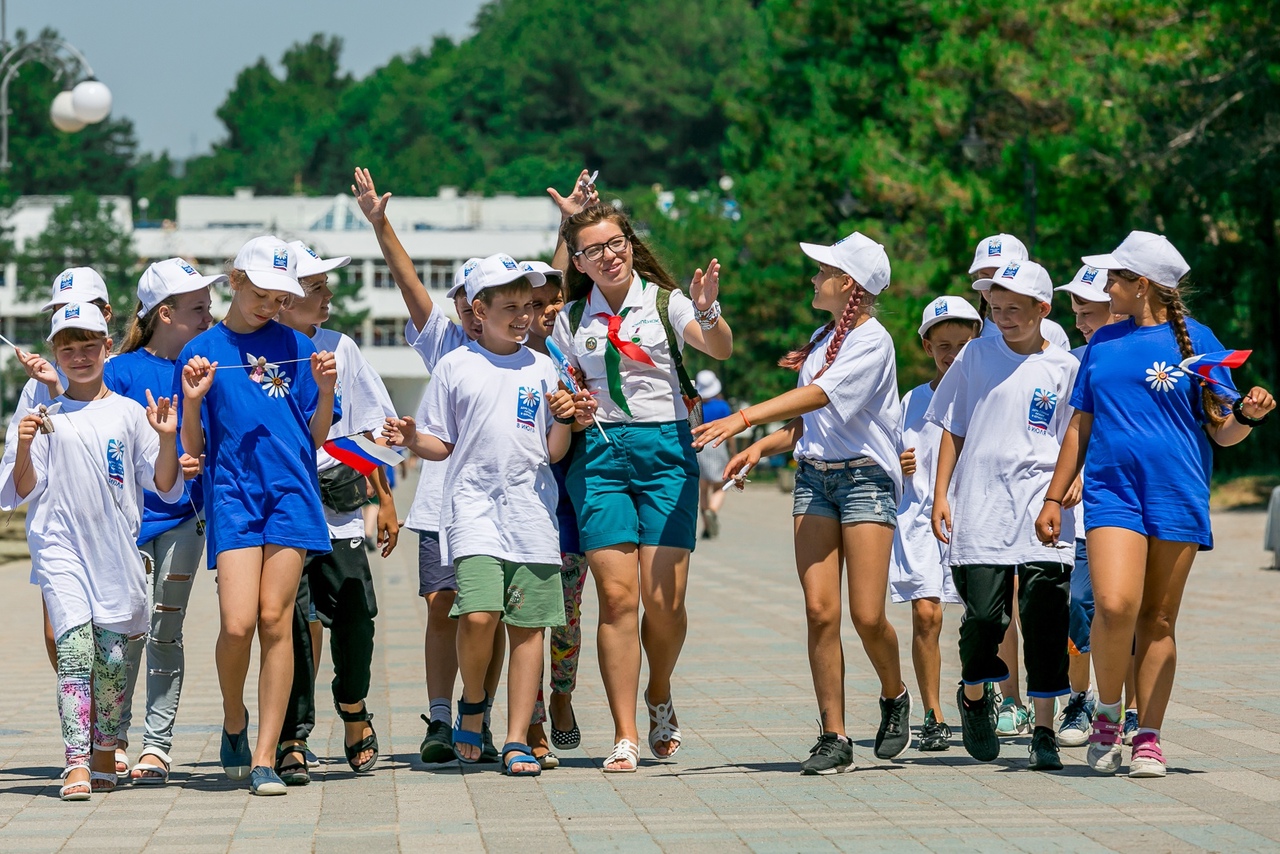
[1,189,562,414]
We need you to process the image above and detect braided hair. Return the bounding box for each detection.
[1115,269,1228,429]
[778,280,870,380]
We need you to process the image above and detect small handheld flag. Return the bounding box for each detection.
[546,338,609,444]
[1178,349,1250,389]
[324,434,404,476]
[723,462,753,492]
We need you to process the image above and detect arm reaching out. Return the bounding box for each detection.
[353,167,433,330]
[382,415,452,461]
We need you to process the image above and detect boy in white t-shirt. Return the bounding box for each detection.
[383,254,586,778]
[889,295,980,753]
[3,303,183,800]
[927,260,1078,772]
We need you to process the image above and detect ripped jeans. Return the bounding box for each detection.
[119,515,204,756]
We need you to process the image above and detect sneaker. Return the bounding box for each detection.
[220,709,252,782]
[1057,690,1096,748]
[419,716,456,764]
[1122,709,1139,744]
[1027,726,1063,771]
[249,765,287,796]
[1086,715,1124,774]
[874,689,912,759]
[917,710,952,752]
[995,698,1031,737]
[1128,732,1167,778]
[480,724,500,763]
[956,683,1000,762]
[800,732,853,775]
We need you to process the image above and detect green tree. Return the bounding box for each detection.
[16,191,137,327]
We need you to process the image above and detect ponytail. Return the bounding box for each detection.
[778,283,870,379]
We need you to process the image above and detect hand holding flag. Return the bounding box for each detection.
[546,338,609,443]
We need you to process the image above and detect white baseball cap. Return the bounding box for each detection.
[287,240,351,279]
[446,258,482,299]
[972,259,1053,303]
[1055,265,1109,304]
[799,231,891,294]
[1082,231,1188,289]
[918,295,982,338]
[41,267,108,311]
[464,253,547,303]
[519,260,565,283]
[233,236,303,297]
[695,369,721,399]
[137,258,226,318]
[47,302,109,341]
[968,233,1028,274]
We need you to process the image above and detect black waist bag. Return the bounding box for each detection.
[319,464,369,513]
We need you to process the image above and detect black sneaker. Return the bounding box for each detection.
[480,723,500,763]
[917,709,952,752]
[1028,726,1063,771]
[874,688,912,759]
[800,732,853,775]
[419,715,456,763]
[956,682,1000,762]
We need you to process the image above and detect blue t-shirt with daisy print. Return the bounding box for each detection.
[1070,317,1239,549]
[175,320,337,567]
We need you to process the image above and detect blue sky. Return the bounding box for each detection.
[13,0,486,156]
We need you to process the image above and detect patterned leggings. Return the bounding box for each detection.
[532,553,589,725]
[56,622,129,768]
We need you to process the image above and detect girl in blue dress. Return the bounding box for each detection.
[177,236,338,795]
[1036,231,1274,779]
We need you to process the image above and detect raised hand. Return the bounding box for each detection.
[146,390,178,436]
[182,357,217,401]
[352,167,392,226]
[311,350,338,394]
[689,258,721,311]
[382,416,415,448]
[16,413,42,446]
[16,348,58,386]
[546,169,600,220]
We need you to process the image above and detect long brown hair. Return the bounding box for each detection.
[1115,269,1228,429]
[118,297,178,354]
[778,281,871,380]
[561,205,679,302]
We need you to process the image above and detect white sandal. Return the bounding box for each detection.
[114,747,129,781]
[602,739,639,773]
[59,765,91,801]
[130,748,173,786]
[645,691,683,760]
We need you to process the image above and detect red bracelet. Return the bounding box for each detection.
[740,410,752,428]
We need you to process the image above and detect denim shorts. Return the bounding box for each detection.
[792,459,897,527]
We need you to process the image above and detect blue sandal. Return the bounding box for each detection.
[501,742,542,777]
[452,695,487,764]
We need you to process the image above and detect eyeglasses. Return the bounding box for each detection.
[573,234,630,263]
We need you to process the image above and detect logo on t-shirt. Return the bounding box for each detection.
[58,272,75,291]
[516,386,541,430]
[106,439,125,488]
[1145,361,1183,393]
[261,365,292,398]
[585,337,598,351]
[988,238,1002,257]
[1027,388,1058,434]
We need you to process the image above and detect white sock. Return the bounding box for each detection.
[1096,701,1122,723]
[1136,727,1159,740]
[429,698,450,726]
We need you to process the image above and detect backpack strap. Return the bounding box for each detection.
[656,287,699,404]
[568,297,587,336]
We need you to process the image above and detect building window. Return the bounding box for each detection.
[348,265,365,289]
[424,260,453,291]
[12,316,46,347]
[372,263,396,289]
[371,319,405,347]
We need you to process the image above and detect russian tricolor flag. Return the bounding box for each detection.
[1178,349,1251,380]
[323,434,404,476]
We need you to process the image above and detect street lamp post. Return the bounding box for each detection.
[0,35,112,171]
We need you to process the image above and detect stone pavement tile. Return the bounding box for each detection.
[565,829,664,852]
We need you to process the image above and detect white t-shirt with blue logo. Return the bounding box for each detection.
[925,335,1079,566]
[0,394,184,640]
[420,341,561,565]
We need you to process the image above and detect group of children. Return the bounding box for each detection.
[5,162,1274,799]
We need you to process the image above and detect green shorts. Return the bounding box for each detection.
[567,420,699,552]
[450,555,566,628]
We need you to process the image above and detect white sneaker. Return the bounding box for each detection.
[1057,691,1095,748]
[1086,717,1124,775]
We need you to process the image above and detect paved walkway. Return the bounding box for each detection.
[1,477,1279,852]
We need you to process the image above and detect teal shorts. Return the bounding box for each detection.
[567,421,699,553]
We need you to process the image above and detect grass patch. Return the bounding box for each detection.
[1211,473,1280,510]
